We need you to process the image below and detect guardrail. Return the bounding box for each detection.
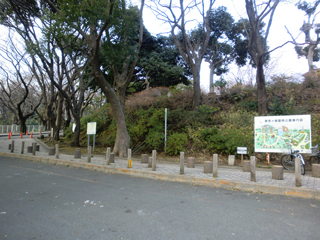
[0,125,46,134]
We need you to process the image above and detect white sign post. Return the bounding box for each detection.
[87,122,97,152]
[237,147,247,166]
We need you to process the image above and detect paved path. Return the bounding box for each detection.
[1,137,320,199]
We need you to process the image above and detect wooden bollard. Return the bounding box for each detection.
[272,165,283,180]
[48,147,55,156]
[109,153,114,163]
[141,154,149,164]
[152,150,156,171]
[250,156,256,182]
[148,157,152,168]
[295,157,302,187]
[21,141,25,154]
[180,152,184,174]
[55,144,59,158]
[243,160,250,172]
[74,148,81,158]
[204,161,213,173]
[87,146,91,163]
[312,164,320,178]
[213,154,218,178]
[187,157,195,168]
[106,147,111,165]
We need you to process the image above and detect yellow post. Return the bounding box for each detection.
[128,159,132,168]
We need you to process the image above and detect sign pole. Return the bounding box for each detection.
[241,154,243,166]
[93,134,96,152]
[165,108,167,152]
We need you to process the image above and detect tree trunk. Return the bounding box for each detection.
[20,118,27,134]
[209,64,214,93]
[65,102,71,128]
[256,63,269,116]
[192,64,202,109]
[117,83,127,115]
[71,116,81,147]
[46,104,56,131]
[91,57,130,157]
[54,93,64,141]
[308,45,316,72]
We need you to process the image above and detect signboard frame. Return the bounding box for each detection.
[87,122,97,152]
[254,115,311,153]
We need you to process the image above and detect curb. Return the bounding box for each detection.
[1,151,319,200]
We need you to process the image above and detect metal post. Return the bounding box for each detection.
[88,135,90,148]
[152,150,156,171]
[55,144,59,159]
[106,147,111,165]
[93,134,96,152]
[87,146,91,163]
[165,108,167,152]
[11,140,14,153]
[250,156,256,182]
[213,154,218,178]
[295,157,302,187]
[127,149,132,168]
[180,152,184,174]
[21,141,24,154]
[32,143,36,156]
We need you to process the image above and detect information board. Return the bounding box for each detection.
[87,122,97,135]
[254,115,311,153]
[237,147,247,155]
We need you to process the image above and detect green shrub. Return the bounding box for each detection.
[166,132,188,155]
[145,130,164,150]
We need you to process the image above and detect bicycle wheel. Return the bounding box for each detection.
[309,156,320,166]
[301,162,305,175]
[281,154,295,171]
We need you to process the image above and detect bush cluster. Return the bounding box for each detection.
[65,75,320,158]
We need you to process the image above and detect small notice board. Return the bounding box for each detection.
[237,147,247,155]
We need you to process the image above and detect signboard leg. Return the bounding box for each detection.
[93,134,96,152]
[241,154,243,166]
[266,153,270,166]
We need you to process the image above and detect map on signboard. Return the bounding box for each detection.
[254,115,311,153]
[87,122,97,135]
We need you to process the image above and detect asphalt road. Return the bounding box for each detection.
[1,156,319,240]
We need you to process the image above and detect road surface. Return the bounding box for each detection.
[1,156,319,240]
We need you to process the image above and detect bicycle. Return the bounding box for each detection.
[309,143,320,166]
[281,143,306,175]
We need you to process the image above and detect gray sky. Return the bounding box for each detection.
[143,0,309,91]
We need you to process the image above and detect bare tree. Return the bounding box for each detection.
[245,0,280,115]
[286,0,320,72]
[0,38,42,133]
[149,0,215,109]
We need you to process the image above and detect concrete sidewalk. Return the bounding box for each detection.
[1,137,320,200]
